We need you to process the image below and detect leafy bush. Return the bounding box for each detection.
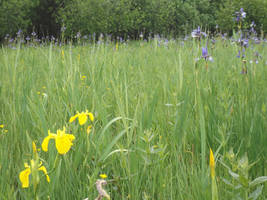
[0,0,35,41]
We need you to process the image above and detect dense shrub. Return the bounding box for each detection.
[0,0,35,41]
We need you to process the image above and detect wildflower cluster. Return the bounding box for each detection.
[233,8,263,74]
[18,109,97,198]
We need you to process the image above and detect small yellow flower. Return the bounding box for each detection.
[81,75,86,80]
[4,129,8,133]
[99,174,107,179]
[42,127,75,154]
[37,91,41,95]
[69,110,94,125]
[0,124,4,128]
[19,160,50,188]
[209,148,215,179]
[32,141,37,153]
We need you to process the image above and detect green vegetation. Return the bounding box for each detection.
[0,38,266,199]
[1,0,267,41]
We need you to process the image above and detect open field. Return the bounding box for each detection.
[0,38,267,199]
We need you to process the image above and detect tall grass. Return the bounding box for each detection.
[0,39,266,199]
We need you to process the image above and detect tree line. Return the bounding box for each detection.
[0,0,266,41]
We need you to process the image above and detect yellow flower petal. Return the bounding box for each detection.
[32,141,37,153]
[0,124,4,128]
[209,148,215,179]
[88,112,94,122]
[69,114,78,123]
[41,133,56,152]
[78,113,87,125]
[55,134,75,154]
[38,166,50,183]
[19,168,31,188]
[99,174,107,179]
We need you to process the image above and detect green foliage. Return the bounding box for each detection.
[0,0,36,40]
[216,0,267,34]
[0,0,267,41]
[56,0,267,38]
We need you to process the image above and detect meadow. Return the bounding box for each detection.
[0,36,267,199]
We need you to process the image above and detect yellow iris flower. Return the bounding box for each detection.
[209,148,215,179]
[69,110,94,125]
[42,127,75,154]
[19,160,50,188]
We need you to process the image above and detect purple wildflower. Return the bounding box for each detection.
[16,29,22,37]
[235,8,246,22]
[191,26,207,38]
[202,47,208,59]
[201,47,213,62]
[240,8,246,18]
[243,39,249,48]
[238,37,249,48]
